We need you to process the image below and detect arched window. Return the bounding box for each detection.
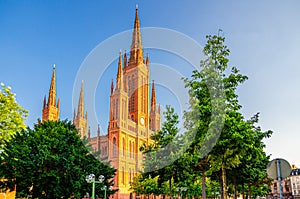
[122,138,125,157]
[122,167,125,184]
[128,77,131,113]
[131,75,135,112]
[129,168,131,183]
[116,99,119,119]
[132,142,135,159]
[129,141,131,158]
[113,138,117,157]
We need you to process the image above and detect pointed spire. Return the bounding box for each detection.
[48,64,57,107]
[97,124,101,137]
[43,95,47,109]
[116,50,123,91]
[73,109,76,120]
[77,81,84,118]
[124,50,127,67]
[88,126,91,139]
[158,104,161,114]
[110,79,114,94]
[129,5,143,65]
[151,80,156,111]
[146,53,149,66]
[117,50,122,78]
[57,97,60,109]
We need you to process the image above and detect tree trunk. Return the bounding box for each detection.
[221,164,227,199]
[242,183,245,199]
[219,173,224,199]
[202,167,207,199]
[169,179,172,198]
[248,184,251,199]
[233,176,237,199]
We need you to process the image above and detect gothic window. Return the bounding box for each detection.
[113,138,117,157]
[129,141,132,158]
[128,77,131,113]
[132,142,134,158]
[131,75,135,112]
[122,138,125,157]
[122,99,126,119]
[122,167,125,184]
[129,168,131,183]
[116,99,119,119]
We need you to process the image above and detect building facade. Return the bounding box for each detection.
[90,7,161,199]
[290,168,300,198]
[41,7,161,199]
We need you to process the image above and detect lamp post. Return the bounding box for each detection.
[176,187,187,199]
[85,174,107,199]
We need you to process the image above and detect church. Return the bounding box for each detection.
[41,7,161,199]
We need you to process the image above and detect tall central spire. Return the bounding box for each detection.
[129,5,144,65]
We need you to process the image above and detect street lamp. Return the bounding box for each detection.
[176,187,187,199]
[85,174,108,199]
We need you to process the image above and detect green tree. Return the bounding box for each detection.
[0,83,28,148]
[139,105,184,197]
[0,120,116,199]
[184,32,272,199]
[130,175,160,198]
[227,113,272,199]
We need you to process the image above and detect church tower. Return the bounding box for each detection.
[42,65,60,121]
[106,6,160,199]
[73,81,88,138]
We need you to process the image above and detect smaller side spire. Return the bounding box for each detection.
[146,53,149,66]
[124,50,127,67]
[73,109,76,120]
[116,51,124,91]
[47,65,57,107]
[88,126,91,139]
[57,97,60,109]
[97,124,101,137]
[77,81,84,118]
[151,80,156,111]
[110,79,114,94]
[117,50,122,78]
[43,95,47,109]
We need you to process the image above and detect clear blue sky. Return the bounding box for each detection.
[1,1,300,166]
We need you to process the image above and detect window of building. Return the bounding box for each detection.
[128,77,131,113]
[129,168,131,183]
[116,99,119,119]
[113,138,117,157]
[129,140,132,158]
[123,138,125,157]
[122,167,125,184]
[131,75,135,112]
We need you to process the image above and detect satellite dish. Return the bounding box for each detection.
[267,158,291,180]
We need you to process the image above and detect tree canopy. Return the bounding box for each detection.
[0,83,28,149]
[0,120,116,199]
